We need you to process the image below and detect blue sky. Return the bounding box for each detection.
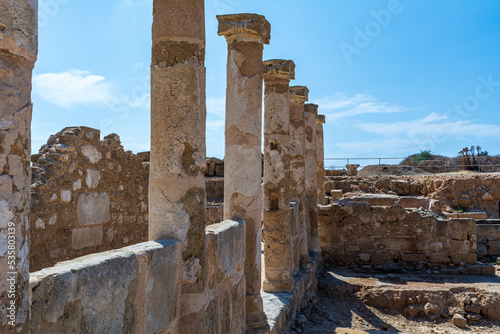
[33,0,500,166]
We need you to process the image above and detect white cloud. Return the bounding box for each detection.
[356,112,500,139]
[313,93,409,122]
[33,70,151,111]
[207,96,225,117]
[33,70,114,109]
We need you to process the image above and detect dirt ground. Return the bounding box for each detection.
[287,265,500,334]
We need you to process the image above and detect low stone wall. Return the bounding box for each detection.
[30,127,149,271]
[30,240,179,334]
[29,220,247,334]
[263,253,324,334]
[477,224,500,257]
[325,174,500,218]
[205,220,246,333]
[318,201,477,267]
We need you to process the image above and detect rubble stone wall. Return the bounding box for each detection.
[325,175,500,218]
[318,201,477,266]
[29,127,149,271]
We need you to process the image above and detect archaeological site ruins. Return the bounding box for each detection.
[1,1,499,333]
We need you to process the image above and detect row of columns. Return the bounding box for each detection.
[216,13,327,332]
[0,2,327,333]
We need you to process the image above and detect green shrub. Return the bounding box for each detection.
[414,150,433,163]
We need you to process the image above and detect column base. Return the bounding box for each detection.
[300,254,312,269]
[262,277,294,293]
[246,311,270,334]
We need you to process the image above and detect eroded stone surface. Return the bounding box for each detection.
[150,1,207,331]
[304,104,320,253]
[316,115,326,205]
[0,1,37,332]
[218,13,271,333]
[30,240,179,334]
[262,59,295,292]
[289,86,311,270]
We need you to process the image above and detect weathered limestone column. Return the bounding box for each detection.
[150,1,207,332]
[217,14,271,333]
[262,60,295,292]
[289,86,312,269]
[0,2,37,332]
[304,103,321,253]
[316,115,326,205]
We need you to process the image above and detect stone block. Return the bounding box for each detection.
[481,264,496,277]
[77,192,111,226]
[397,197,428,209]
[208,162,216,176]
[30,240,179,333]
[331,190,343,198]
[374,179,390,190]
[429,254,451,264]
[390,180,410,196]
[433,220,449,239]
[373,237,417,252]
[402,253,426,262]
[467,265,482,276]
[371,252,391,263]
[214,164,224,176]
[72,226,103,250]
[206,220,245,286]
[450,240,470,254]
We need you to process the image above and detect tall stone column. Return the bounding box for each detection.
[316,115,326,205]
[304,104,321,253]
[262,60,295,292]
[289,86,312,269]
[217,14,271,333]
[0,2,37,333]
[150,1,207,332]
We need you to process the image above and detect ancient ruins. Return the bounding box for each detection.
[1,1,499,334]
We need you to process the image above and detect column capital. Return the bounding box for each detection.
[217,13,271,44]
[289,86,309,103]
[263,59,295,81]
[305,103,318,115]
[316,115,326,124]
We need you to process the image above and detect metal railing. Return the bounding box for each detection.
[324,157,500,174]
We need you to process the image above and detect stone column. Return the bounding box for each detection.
[316,115,326,205]
[262,60,295,292]
[150,1,207,332]
[217,14,271,334]
[289,86,312,269]
[304,104,321,253]
[0,2,37,333]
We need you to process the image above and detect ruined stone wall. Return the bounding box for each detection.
[30,240,179,334]
[325,174,500,218]
[477,224,500,257]
[29,127,149,271]
[318,201,477,267]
